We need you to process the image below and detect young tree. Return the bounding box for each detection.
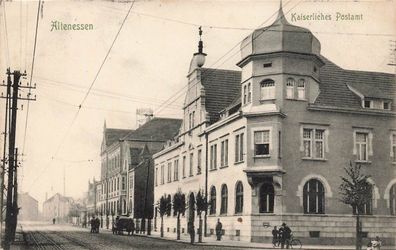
[158,195,171,237]
[196,190,208,243]
[173,190,186,240]
[339,162,372,250]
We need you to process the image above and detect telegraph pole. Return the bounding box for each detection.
[1,69,36,248]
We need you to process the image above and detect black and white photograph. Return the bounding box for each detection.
[0,0,395,249]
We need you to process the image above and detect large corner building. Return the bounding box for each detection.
[153,4,396,245]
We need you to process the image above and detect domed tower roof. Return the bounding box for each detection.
[239,2,321,64]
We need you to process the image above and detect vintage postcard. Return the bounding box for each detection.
[0,0,395,249]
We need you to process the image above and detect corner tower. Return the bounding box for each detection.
[237,2,324,113]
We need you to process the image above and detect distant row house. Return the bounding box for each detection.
[93,118,181,228]
[153,4,396,246]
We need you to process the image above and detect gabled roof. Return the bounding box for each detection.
[201,68,242,123]
[122,118,182,142]
[314,57,396,109]
[105,128,134,146]
[44,193,73,204]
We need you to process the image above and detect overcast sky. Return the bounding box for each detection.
[0,0,394,208]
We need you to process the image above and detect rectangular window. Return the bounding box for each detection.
[254,131,270,156]
[182,156,186,178]
[220,139,229,167]
[364,100,371,108]
[161,165,165,185]
[392,134,396,162]
[263,62,272,68]
[167,162,172,183]
[303,128,325,159]
[260,81,275,100]
[210,144,217,170]
[356,132,368,161]
[189,153,194,177]
[174,159,179,181]
[235,133,244,162]
[243,85,247,105]
[384,102,391,110]
[197,150,202,174]
[122,176,126,190]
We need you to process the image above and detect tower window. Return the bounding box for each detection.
[286,78,295,99]
[247,83,252,103]
[243,85,247,105]
[297,79,305,99]
[260,79,275,100]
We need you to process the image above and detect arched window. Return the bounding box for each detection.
[260,183,274,213]
[303,179,325,214]
[286,78,295,99]
[390,184,396,215]
[220,184,228,214]
[210,186,216,215]
[260,79,275,100]
[297,79,305,99]
[235,181,244,214]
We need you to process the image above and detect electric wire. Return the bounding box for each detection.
[28,0,138,190]
[2,1,10,67]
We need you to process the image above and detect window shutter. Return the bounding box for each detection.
[299,127,304,151]
[352,132,357,155]
[368,132,373,156]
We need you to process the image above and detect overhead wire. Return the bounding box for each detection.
[28,0,138,190]
[2,0,10,67]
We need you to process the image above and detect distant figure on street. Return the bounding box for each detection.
[215,218,223,241]
[90,217,95,233]
[95,217,100,233]
[52,218,55,225]
[272,226,279,247]
[187,221,195,244]
[127,219,135,236]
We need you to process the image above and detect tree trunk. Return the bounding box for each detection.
[198,214,203,243]
[356,214,360,250]
[177,213,181,240]
[161,216,164,238]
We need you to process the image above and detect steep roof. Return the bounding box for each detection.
[315,57,396,110]
[44,193,73,204]
[201,68,242,123]
[122,118,182,141]
[105,128,133,146]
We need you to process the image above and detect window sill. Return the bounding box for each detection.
[355,160,372,164]
[260,98,276,102]
[197,172,202,175]
[209,168,217,172]
[254,155,271,159]
[219,165,229,169]
[392,162,396,165]
[234,160,244,165]
[303,213,327,216]
[286,98,307,102]
[302,157,327,162]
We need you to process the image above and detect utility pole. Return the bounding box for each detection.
[1,69,36,248]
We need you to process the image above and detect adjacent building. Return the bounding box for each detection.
[18,193,39,221]
[96,118,181,228]
[42,193,73,223]
[153,5,396,245]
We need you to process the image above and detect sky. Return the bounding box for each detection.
[0,0,395,208]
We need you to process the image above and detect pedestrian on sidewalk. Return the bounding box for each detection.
[272,226,279,247]
[280,223,291,249]
[188,221,195,244]
[215,218,223,241]
[95,217,100,233]
[90,216,95,233]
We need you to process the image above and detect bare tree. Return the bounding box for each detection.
[339,162,372,250]
[172,190,186,240]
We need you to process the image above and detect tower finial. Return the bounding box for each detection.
[275,0,289,24]
[198,26,203,54]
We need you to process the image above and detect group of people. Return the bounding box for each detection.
[272,223,292,249]
[187,218,223,244]
[90,216,100,233]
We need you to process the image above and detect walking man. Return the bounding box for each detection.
[272,226,279,247]
[215,218,223,241]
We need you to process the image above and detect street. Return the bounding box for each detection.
[20,222,245,250]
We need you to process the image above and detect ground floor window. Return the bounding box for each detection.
[303,179,325,214]
[391,184,396,215]
[220,184,228,214]
[259,183,274,213]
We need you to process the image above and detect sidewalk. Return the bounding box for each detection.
[130,229,396,250]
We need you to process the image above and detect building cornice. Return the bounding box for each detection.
[201,111,242,135]
[153,141,184,159]
[307,104,396,117]
[242,110,287,118]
